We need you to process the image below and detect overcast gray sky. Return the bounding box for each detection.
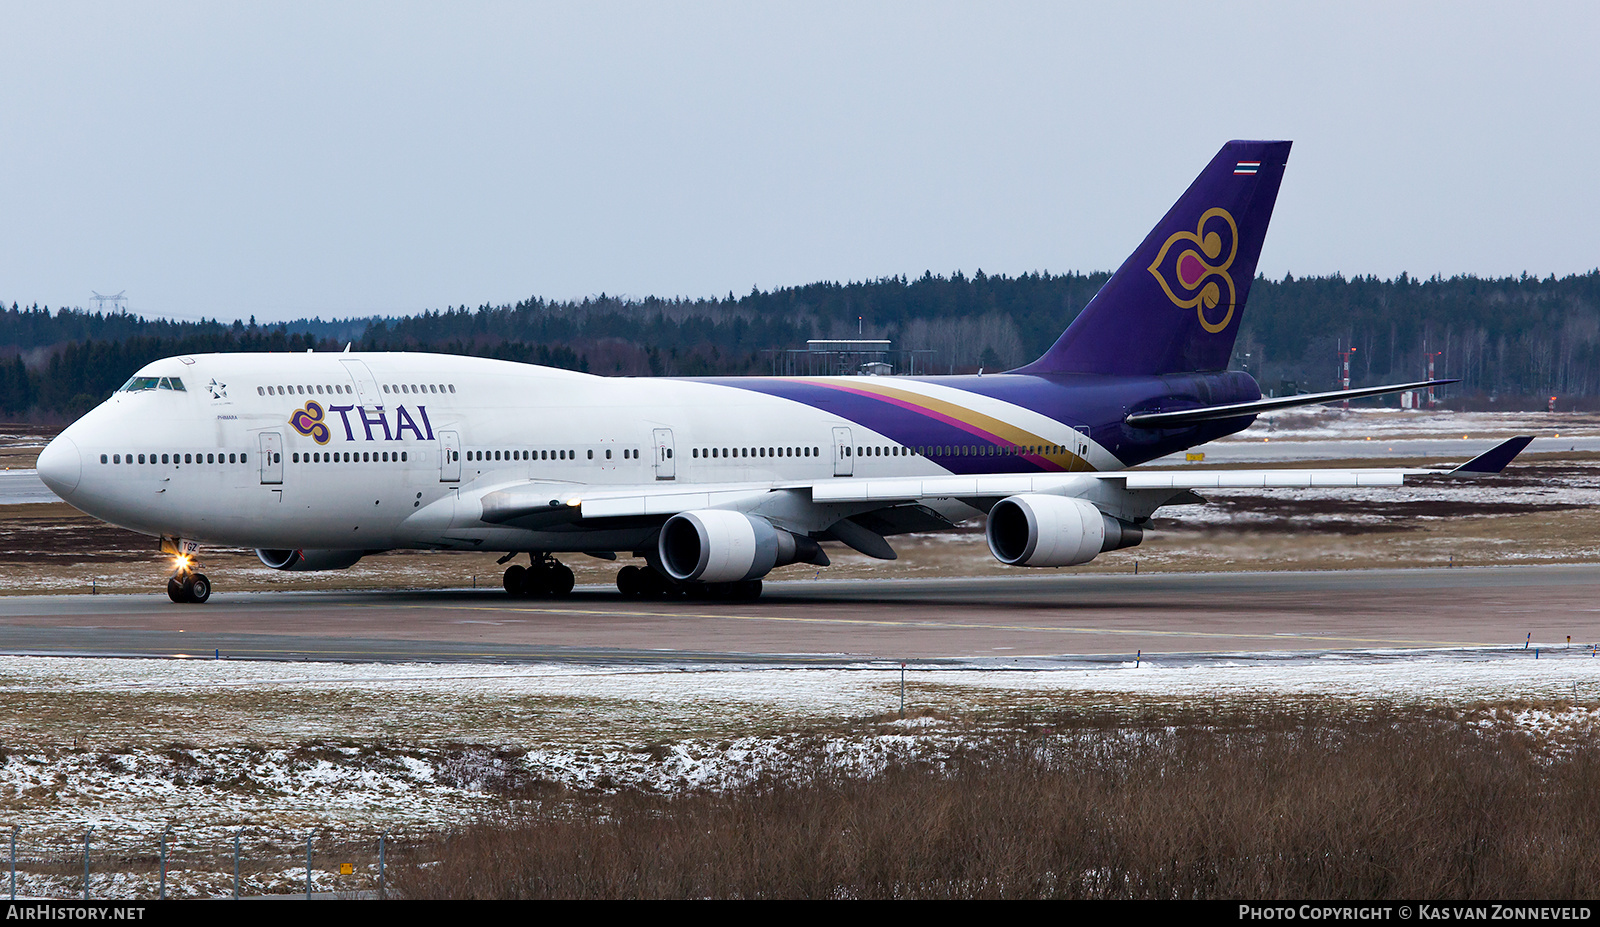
[2,1,1596,323]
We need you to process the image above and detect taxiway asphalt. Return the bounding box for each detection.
[0,565,1593,666]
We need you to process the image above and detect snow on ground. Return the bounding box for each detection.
[3,644,1599,897]
[3,647,1598,715]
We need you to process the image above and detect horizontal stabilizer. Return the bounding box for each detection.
[1125,379,1459,428]
[1449,436,1534,474]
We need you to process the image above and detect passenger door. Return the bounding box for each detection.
[439,430,461,482]
[833,426,853,476]
[1065,424,1092,472]
[259,432,283,485]
[653,428,675,481]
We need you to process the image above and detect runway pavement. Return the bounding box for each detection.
[0,565,1594,666]
[0,469,57,504]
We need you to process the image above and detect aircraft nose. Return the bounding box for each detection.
[37,434,82,497]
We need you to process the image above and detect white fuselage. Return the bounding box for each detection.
[38,352,1117,556]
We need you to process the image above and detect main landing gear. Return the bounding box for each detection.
[615,564,762,601]
[167,568,212,604]
[503,554,576,598]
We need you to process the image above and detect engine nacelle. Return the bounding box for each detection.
[255,549,366,572]
[985,495,1140,568]
[658,510,823,583]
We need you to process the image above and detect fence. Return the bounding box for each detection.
[5,826,432,900]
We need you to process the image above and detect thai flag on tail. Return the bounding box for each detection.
[1234,160,1261,175]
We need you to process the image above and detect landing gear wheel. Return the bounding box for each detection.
[617,565,642,597]
[168,572,211,604]
[550,563,575,596]
[638,568,669,599]
[186,573,212,604]
[617,564,672,599]
[527,564,553,597]
[509,557,575,598]
[713,579,762,601]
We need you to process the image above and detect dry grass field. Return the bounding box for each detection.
[398,704,1600,900]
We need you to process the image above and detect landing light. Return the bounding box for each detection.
[566,499,581,507]
[173,554,192,571]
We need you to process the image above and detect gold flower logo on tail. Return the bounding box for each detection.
[1147,207,1239,333]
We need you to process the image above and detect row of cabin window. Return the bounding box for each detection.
[845,444,1070,458]
[383,383,454,395]
[677,443,1072,462]
[292,451,409,463]
[101,452,246,465]
[693,446,819,459]
[256,383,460,398]
[465,448,640,462]
[260,384,352,397]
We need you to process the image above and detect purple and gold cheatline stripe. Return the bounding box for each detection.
[722,376,1093,473]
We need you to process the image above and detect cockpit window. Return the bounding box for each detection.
[119,376,187,392]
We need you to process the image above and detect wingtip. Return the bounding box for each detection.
[1450,435,1535,474]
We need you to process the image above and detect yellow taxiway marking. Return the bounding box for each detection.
[375,601,1502,651]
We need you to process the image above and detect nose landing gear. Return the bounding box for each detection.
[167,568,212,604]
[161,537,212,604]
[502,553,575,598]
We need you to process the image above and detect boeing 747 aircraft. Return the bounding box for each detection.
[36,140,1530,603]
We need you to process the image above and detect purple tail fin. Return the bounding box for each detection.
[1015,140,1291,376]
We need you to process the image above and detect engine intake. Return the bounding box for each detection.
[255,549,366,572]
[985,495,1141,568]
[658,510,825,583]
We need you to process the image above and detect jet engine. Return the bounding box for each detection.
[255,549,367,571]
[658,510,826,583]
[985,494,1142,568]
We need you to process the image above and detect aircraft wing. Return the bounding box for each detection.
[477,479,789,527]
[807,435,1530,503]
[478,436,1533,524]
